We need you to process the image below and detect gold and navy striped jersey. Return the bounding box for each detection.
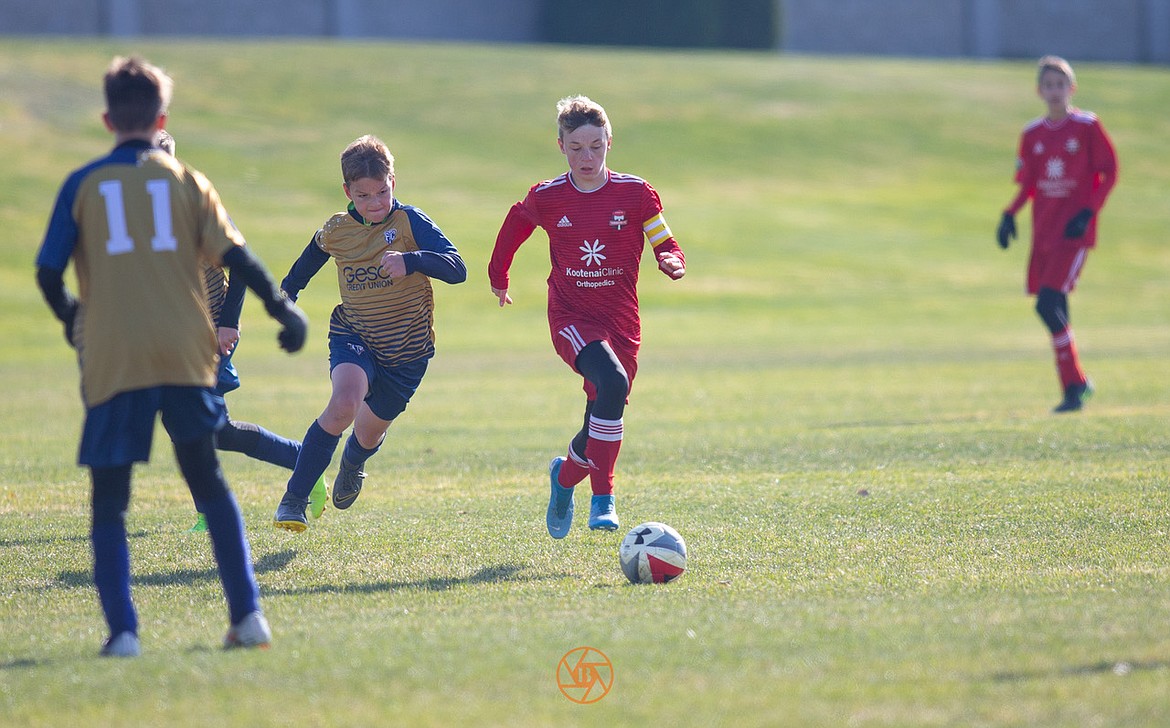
[204,263,227,324]
[36,140,245,407]
[283,201,465,367]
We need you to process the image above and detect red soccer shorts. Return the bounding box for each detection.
[551,321,639,400]
[1027,244,1089,295]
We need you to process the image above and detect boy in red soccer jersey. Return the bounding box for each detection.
[488,95,686,539]
[997,56,1118,413]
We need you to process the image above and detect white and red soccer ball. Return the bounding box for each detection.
[619,522,687,584]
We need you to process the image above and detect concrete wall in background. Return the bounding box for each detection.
[2,0,1167,63]
[0,0,540,41]
[781,0,1170,63]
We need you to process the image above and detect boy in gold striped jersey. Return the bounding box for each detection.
[273,135,466,531]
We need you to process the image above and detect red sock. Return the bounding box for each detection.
[1052,327,1086,388]
[584,416,623,496]
[557,447,589,488]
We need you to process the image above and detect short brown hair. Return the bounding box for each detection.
[341,134,395,186]
[104,55,172,133]
[1037,55,1075,85]
[556,95,611,140]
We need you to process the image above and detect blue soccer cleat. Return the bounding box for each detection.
[546,457,574,539]
[588,494,619,531]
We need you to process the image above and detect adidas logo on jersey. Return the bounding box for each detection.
[557,216,572,228]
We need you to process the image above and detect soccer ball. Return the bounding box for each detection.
[619,522,687,584]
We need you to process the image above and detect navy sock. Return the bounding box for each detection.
[288,420,340,499]
[90,466,137,636]
[91,520,137,636]
[200,491,260,625]
[342,433,382,469]
[218,420,301,470]
[250,426,301,470]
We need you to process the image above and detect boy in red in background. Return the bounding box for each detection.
[997,55,1118,413]
[488,95,686,539]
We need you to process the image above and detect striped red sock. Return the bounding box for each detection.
[557,447,589,488]
[584,416,623,496]
[1052,327,1087,388]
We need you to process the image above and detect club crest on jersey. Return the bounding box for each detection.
[609,210,627,230]
[1065,137,1080,154]
[1033,141,1045,155]
[384,229,398,245]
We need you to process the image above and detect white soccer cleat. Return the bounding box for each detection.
[100,631,141,658]
[224,611,271,649]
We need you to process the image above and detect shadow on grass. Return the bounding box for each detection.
[990,659,1170,681]
[0,528,150,548]
[52,549,299,589]
[265,563,550,597]
[50,552,542,596]
[0,658,43,671]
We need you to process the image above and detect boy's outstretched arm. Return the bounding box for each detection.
[487,203,538,307]
[280,234,331,301]
[222,246,308,353]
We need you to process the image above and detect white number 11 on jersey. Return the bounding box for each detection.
[98,178,179,255]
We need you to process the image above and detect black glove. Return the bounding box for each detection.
[1064,208,1093,239]
[61,300,78,347]
[267,296,308,353]
[996,212,1016,249]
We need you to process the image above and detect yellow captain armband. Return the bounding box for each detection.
[643,213,672,244]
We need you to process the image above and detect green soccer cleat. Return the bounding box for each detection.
[308,475,329,519]
[186,512,208,533]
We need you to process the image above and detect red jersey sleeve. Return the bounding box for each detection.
[1087,120,1118,212]
[639,183,685,275]
[488,195,539,291]
[1006,133,1035,215]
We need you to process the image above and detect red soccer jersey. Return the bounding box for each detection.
[489,171,682,350]
[1010,110,1118,251]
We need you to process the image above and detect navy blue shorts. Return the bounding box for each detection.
[329,332,428,422]
[79,386,227,468]
[216,346,241,396]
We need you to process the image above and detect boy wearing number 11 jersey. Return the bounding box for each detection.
[34,56,308,656]
[488,95,686,539]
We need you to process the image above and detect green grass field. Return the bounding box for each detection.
[2,40,1170,726]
